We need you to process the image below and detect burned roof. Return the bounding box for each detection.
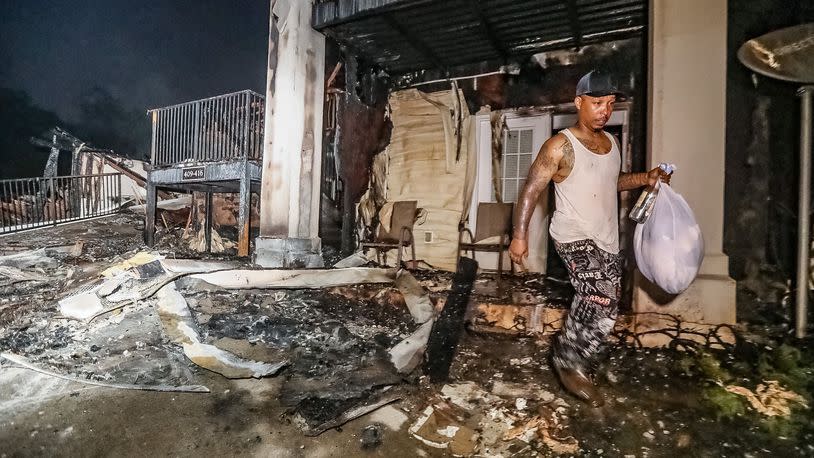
[313,0,646,78]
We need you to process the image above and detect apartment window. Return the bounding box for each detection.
[500,128,534,202]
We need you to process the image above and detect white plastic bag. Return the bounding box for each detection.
[634,183,704,294]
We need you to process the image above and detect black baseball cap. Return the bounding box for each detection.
[576,70,625,99]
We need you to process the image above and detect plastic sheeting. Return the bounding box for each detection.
[381,88,473,271]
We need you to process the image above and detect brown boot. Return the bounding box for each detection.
[554,365,604,407]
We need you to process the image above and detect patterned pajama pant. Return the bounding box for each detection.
[552,239,623,373]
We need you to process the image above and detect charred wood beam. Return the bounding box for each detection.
[42,134,60,179]
[566,0,583,49]
[145,181,156,246]
[340,192,356,257]
[31,127,106,179]
[205,191,213,253]
[101,154,173,200]
[51,126,83,145]
[29,137,60,150]
[345,52,359,96]
[237,162,251,257]
[381,13,446,75]
[466,0,508,61]
[424,257,478,383]
[30,127,85,152]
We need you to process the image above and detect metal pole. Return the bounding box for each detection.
[150,111,158,166]
[796,86,813,339]
[205,191,213,253]
[238,160,251,257]
[145,180,156,246]
[194,102,201,161]
[49,177,56,225]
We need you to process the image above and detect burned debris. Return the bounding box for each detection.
[2,214,812,456]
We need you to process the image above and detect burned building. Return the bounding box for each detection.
[2,0,814,456]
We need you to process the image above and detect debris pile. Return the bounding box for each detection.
[0,235,437,436]
[409,381,578,456]
[130,192,261,253]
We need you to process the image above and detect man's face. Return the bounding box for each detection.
[575,94,616,131]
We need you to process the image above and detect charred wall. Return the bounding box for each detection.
[333,92,392,255]
[725,0,814,295]
[320,39,392,257]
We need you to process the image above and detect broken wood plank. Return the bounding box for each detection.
[301,390,401,436]
[424,257,478,383]
[100,153,172,199]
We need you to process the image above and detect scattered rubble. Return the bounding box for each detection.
[408,380,579,456]
[128,191,261,254]
[725,381,808,417]
[409,401,479,456]
[2,217,814,456]
[156,282,288,379]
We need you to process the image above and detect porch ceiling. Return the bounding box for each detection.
[313,0,647,78]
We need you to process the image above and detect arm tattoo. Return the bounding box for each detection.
[617,172,648,192]
[561,138,575,171]
[512,137,564,240]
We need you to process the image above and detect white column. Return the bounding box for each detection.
[634,0,736,336]
[256,0,325,267]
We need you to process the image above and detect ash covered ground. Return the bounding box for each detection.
[0,214,812,457]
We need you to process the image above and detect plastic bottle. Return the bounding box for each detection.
[629,163,674,224]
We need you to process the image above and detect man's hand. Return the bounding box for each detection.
[509,239,529,269]
[647,167,672,186]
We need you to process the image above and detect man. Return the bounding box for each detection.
[508,70,670,407]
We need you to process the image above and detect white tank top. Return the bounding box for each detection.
[549,128,621,253]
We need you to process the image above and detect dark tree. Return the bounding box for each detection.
[0,88,63,179]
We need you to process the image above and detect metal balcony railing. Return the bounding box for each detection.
[148,90,265,167]
[0,173,122,234]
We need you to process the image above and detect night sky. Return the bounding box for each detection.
[0,0,269,171]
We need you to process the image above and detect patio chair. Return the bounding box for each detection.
[457,202,515,281]
[361,200,417,268]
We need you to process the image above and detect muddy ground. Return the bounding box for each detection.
[1,214,813,457]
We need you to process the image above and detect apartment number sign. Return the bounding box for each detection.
[182,166,205,181]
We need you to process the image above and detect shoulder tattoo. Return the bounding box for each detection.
[560,136,575,169]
